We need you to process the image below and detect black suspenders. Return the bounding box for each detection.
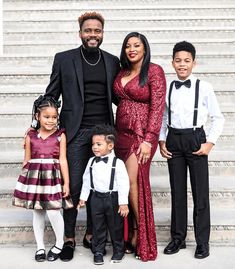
[168,79,200,128]
[168,81,174,128]
[193,79,200,128]
[89,156,118,193]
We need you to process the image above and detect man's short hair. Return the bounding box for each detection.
[78,12,105,29]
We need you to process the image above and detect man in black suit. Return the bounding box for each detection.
[45,12,120,261]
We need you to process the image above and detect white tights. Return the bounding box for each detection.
[33,209,64,252]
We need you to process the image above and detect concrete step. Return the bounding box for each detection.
[0,92,233,114]
[1,246,235,269]
[0,73,234,92]
[0,146,234,163]
[1,54,235,68]
[0,113,234,138]
[1,151,235,177]
[4,18,235,34]
[4,0,234,11]
[151,177,235,209]
[0,207,234,244]
[3,29,235,48]
[1,54,235,74]
[0,82,234,95]
[0,84,44,94]
[154,149,235,162]
[0,135,234,155]
[3,0,235,14]
[4,40,235,56]
[2,175,234,209]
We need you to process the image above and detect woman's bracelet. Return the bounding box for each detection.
[143,141,152,148]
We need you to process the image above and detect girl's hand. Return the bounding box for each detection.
[62,184,70,198]
[118,204,129,217]
[137,142,151,164]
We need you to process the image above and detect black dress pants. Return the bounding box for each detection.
[166,127,210,244]
[90,191,124,254]
[64,128,93,238]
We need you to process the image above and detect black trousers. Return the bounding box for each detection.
[64,128,93,238]
[90,191,124,254]
[166,127,210,245]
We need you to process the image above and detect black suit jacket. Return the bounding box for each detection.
[45,46,120,143]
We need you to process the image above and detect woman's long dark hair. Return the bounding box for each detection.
[120,32,151,87]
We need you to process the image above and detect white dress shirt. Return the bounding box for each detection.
[80,151,130,205]
[159,74,225,144]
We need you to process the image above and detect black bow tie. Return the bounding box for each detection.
[95,157,109,163]
[175,79,191,89]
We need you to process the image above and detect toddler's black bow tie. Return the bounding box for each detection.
[95,157,109,163]
[175,79,191,89]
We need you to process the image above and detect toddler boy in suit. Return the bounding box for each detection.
[79,124,129,265]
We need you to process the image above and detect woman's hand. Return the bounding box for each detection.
[137,142,151,164]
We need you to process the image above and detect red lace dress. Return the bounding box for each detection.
[113,63,166,261]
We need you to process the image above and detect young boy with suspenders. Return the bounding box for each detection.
[79,124,129,265]
[159,41,224,259]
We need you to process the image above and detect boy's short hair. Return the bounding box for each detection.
[173,41,196,60]
[78,12,105,29]
[92,124,116,144]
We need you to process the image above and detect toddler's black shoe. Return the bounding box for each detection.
[94,252,104,265]
[35,249,46,262]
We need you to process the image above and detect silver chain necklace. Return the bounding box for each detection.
[80,47,101,66]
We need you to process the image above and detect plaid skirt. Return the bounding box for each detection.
[12,158,63,210]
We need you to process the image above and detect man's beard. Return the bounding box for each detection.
[81,37,103,52]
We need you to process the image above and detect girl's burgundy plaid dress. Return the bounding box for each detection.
[13,129,65,210]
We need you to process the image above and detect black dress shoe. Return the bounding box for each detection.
[35,249,46,262]
[111,252,124,263]
[83,235,107,255]
[164,239,186,255]
[94,252,104,265]
[47,245,62,261]
[125,241,135,254]
[195,243,209,259]
[60,241,76,262]
[83,235,92,249]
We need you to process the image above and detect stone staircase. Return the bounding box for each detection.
[0,0,235,246]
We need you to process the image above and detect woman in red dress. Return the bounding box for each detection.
[113,32,166,261]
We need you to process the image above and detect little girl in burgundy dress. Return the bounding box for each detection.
[13,95,70,262]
